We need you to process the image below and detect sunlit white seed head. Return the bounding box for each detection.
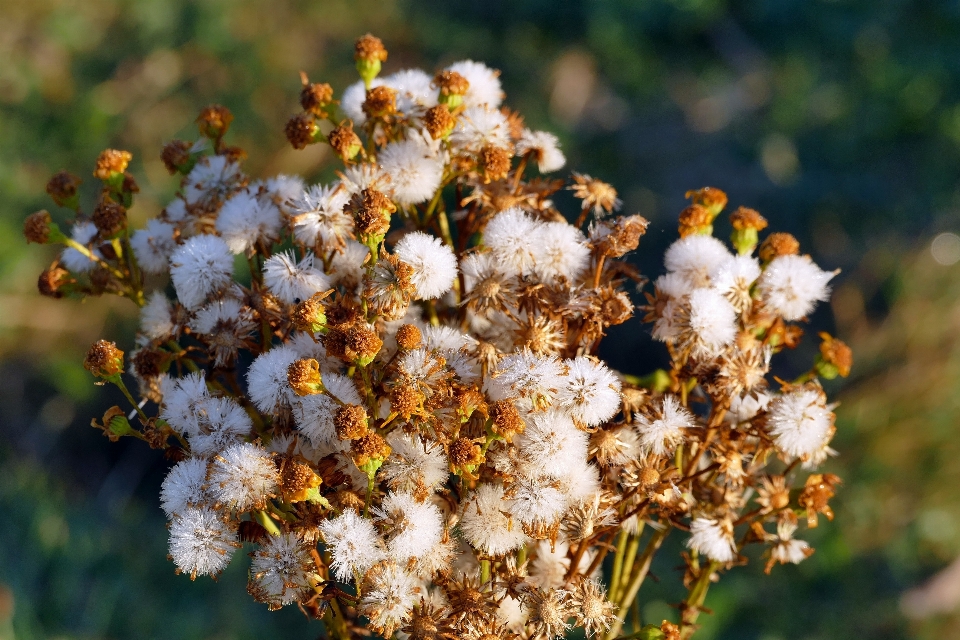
[686,516,737,563]
[215,190,282,254]
[420,324,477,353]
[459,483,527,556]
[378,137,444,207]
[758,254,835,321]
[249,532,315,608]
[529,539,573,590]
[168,506,239,578]
[320,508,387,581]
[634,395,694,456]
[557,357,622,427]
[447,60,504,108]
[684,288,738,358]
[130,219,177,274]
[486,349,567,409]
[504,476,567,527]
[393,231,458,299]
[555,461,603,504]
[141,291,176,340]
[516,129,566,173]
[169,234,234,310]
[189,297,257,367]
[60,222,101,273]
[651,298,682,343]
[770,517,812,566]
[726,391,772,425]
[664,235,733,290]
[160,457,211,518]
[289,183,353,252]
[532,221,591,282]
[767,388,833,458]
[711,254,762,312]
[262,251,330,305]
[381,431,449,494]
[359,560,421,637]
[209,441,279,511]
[383,69,439,116]
[160,372,211,437]
[655,272,694,299]
[515,410,588,479]
[292,374,363,447]
[483,207,542,277]
[372,491,444,563]
[246,345,300,413]
[262,174,305,214]
[450,105,511,151]
[189,396,254,457]
[183,155,243,207]
[339,161,390,195]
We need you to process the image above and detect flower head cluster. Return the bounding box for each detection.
[28,35,850,640]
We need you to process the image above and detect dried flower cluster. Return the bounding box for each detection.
[26,34,852,640]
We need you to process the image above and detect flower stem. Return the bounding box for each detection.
[679,561,719,639]
[605,526,669,640]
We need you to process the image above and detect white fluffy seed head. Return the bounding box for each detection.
[359,560,421,637]
[141,291,176,340]
[249,532,315,608]
[686,517,736,563]
[383,69,439,116]
[216,190,282,254]
[459,483,527,556]
[188,396,254,457]
[379,138,444,207]
[557,357,622,427]
[292,373,363,447]
[183,155,243,207]
[504,476,567,527]
[766,388,833,458]
[289,183,353,251]
[160,372,211,437]
[483,208,542,277]
[168,506,238,578]
[246,345,300,413]
[515,410,588,479]
[372,491,444,563]
[130,219,176,274]
[393,231,459,300]
[320,509,386,581]
[160,457,211,518]
[634,395,694,456]
[516,129,566,173]
[262,251,330,305]
[447,60,503,108]
[169,234,234,310]
[450,105,511,151]
[486,349,567,409]
[532,222,591,283]
[664,235,733,290]
[209,442,279,511]
[711,254,761,312]
[381,432,449,494]
[685,288,738,358]
[758,254,835,321]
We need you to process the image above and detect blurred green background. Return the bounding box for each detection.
[2,0,960,638]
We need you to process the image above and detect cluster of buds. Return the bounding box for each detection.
[26,35,850,640]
